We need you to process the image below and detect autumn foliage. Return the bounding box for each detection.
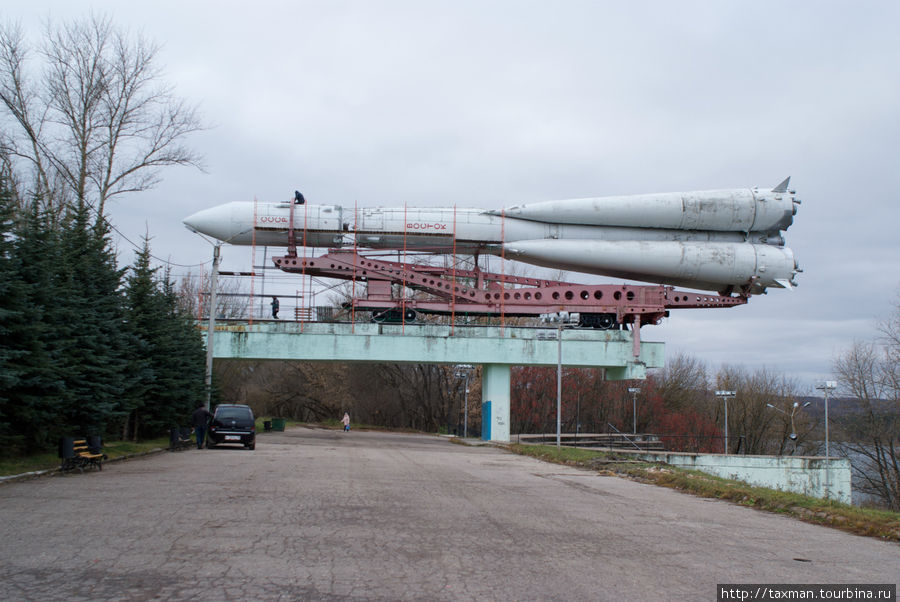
[510,366,722,452]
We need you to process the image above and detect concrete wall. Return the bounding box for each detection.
[633,451,852,504]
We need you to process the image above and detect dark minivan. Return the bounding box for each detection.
[207,404,255,450]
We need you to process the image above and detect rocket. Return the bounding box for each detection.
[183,178,801,295]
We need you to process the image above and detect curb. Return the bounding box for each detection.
[0,447,169,485]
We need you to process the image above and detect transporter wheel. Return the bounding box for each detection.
[372,308,417,323]
[579,313,618,330]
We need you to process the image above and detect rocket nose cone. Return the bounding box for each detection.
[182,204,237,241]
[182,210,205,233]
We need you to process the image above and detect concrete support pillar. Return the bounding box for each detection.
[481,364,511,442]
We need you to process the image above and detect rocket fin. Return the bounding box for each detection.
[775,278,795,289]
[772,177,791,193]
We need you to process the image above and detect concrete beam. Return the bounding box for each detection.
[208,321,664,377]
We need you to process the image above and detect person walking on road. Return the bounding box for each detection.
[342,412,351,432]
[192,405,213,449]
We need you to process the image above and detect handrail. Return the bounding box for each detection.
[607,423,643,451]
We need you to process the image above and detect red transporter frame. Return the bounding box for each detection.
[273,250,748,355]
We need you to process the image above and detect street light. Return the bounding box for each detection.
[766,401,811,449]
[815,380,837,498]
[204,243,221,411]
[715,390,736,454]
[186,227,251,411]
[540,312,580,448]
[627,387,641,435]
[455,364,474,438]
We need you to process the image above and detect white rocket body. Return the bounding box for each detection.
[183,181,801,294]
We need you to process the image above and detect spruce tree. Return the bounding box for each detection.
[54,200,129,437]
[122,236,160,439]
[3,199,66,451]
[0,176,25,449]
[123,239,206,438]
[161,268,207,418]
[1,187,206,450]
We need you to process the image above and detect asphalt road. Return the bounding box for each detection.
[0,428,896,601]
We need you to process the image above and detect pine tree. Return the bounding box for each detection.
[54,200,129,437]
[2,187,206,451]
[0,175,26,449]
[121,236,161,440]
[123,239,206,439]
[2,199,66,451]
[161,267,207,418]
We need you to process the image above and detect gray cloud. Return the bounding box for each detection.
[8,0,900,387]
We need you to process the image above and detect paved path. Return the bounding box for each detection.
[0,428,896,600]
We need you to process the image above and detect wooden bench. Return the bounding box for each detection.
[59,436,107,473]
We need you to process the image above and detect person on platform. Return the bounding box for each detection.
[342,412,351,432]
[271,296,280,319]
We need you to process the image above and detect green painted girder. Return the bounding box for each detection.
[206,322,663,380]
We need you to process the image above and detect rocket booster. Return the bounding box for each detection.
[183,180,801,294]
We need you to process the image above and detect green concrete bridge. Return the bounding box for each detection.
[204,321,665,442]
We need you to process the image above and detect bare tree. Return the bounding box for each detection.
[833,295,900,509]
[212,359,259,406]
[373,363,465,432]
[878,292,900,393]
[0,15,203,220]
[260,362,346,421]
[715,365,806,455]
[212,360,348,421]
[177,269,249,320]
[653,352,709,410]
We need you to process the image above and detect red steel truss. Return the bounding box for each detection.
[273,250,748,328]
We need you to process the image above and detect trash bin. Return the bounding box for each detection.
[263,420,272,432]
[271,418,286,432]
[169,428,180,449]
[86,435,103,452]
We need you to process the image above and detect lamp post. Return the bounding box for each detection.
[204,243,221,411]
[540,312,580,448]
[455,365,474,438]
[766,401,811,452]
[815,380,837,498]
[627,387,641,435]
[715,390,736,454]
[186,227,251,411]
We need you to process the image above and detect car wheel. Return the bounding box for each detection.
[248,442,255,450]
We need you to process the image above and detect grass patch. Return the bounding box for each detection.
[0,452,61,476]
[508,443,900,542]
[0,437,169,478]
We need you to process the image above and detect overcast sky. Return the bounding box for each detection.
[7,1,900,391]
